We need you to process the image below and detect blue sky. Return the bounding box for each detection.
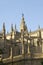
[0,0,43,32]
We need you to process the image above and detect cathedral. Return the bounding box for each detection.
[0,15,43,65]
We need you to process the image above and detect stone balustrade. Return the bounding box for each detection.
[0,53,43,63]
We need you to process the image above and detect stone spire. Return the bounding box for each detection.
[38,25,41,38]
[2,22,6,39]
[22,13,25,23]
[14,24,16,41]
[10,24,14,40]
[14,24,16,32]
[2,22,6,48]
[37,25,42,45]
[3,22,5,32]
[20,14,27,32]
[11,24,14,32]
[38,25,40,30]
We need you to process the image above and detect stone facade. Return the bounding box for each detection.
[0,15,43,65]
